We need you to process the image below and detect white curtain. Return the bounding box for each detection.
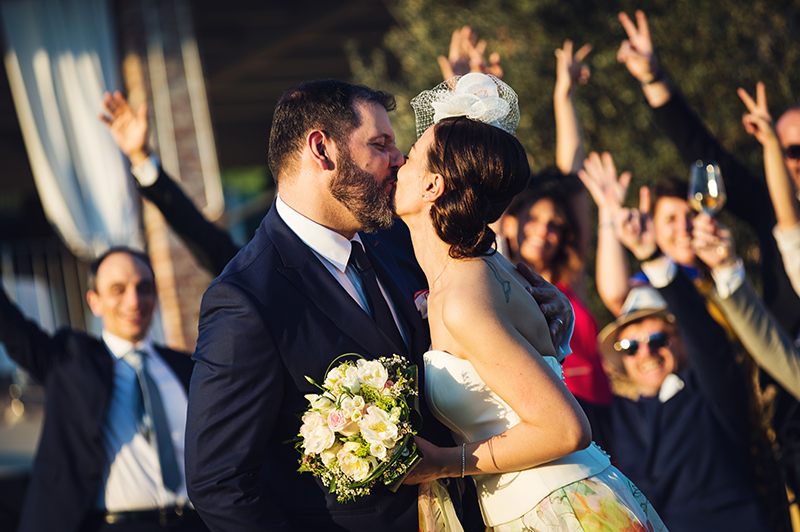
[1,0,143,260]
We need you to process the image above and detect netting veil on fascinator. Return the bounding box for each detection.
[410,73,520,138]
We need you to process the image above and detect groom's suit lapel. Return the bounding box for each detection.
[265,208,414,359]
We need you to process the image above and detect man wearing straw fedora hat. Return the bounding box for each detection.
[592,251,769,532]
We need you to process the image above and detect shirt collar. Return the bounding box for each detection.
[658,373,685,402]
[275,194,363,273]
[102,329,155,360]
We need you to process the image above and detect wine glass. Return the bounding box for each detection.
[688,160,727,215]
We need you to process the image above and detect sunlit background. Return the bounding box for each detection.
[0,0,798,528]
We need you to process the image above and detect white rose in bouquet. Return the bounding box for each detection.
[337,442,377,482]
[369,442,388,460]
[320,441,342,467]
[340,366,362,392]
[356,359,389,389]
[304,393,335,416]
[324,366,345,389]
[299,411,334,455]
[359,405,399,448]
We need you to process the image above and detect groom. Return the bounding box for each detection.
[185,79,571,532]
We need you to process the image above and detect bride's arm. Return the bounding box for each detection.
[406,270,591,484]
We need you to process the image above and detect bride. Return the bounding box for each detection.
[398,74,667,531]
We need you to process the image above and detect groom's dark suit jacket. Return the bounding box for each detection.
[185,205,460,532]
[0,287,195,532]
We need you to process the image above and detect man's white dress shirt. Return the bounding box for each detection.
[95,330,189,511]
[275,195,409,348]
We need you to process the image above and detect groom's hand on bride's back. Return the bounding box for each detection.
[516,263,574,351]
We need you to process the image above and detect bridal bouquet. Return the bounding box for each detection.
[295,354,422,502]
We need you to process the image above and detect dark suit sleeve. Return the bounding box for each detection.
[657,270,750,441]
[0,286,61,382]
[185,281,288,532]
[651,91,770,227]
[652,91,800,336]
[137,167,240,277]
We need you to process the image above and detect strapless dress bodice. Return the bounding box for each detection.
[423,349,610,527]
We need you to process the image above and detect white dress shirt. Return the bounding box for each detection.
[95,330,189,511]
[130,155,160,187]
[275,195,408,347]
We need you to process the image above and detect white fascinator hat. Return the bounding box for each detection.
[410,73,520,139]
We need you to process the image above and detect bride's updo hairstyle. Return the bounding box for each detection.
[426,116,531,259]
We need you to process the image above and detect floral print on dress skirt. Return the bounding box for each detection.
[491,466,668,532]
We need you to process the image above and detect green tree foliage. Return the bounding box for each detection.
[348,0,800,324]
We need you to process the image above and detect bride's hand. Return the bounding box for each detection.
[402,436,460,485]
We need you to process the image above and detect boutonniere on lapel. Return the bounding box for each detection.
[413,289,429,320]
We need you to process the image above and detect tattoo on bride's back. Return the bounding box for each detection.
[484,258,511,303]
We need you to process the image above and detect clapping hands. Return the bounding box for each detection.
[578,152,657,261]
[614,187,659,261]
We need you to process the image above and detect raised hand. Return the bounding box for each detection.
[99,91,150,166]
[692,212,737,269]
[554,40,592,98]
[617,10,660,84]
[738,81,800,231]
[437,25,503,80]
[577,152,631,215]
[615,186,658,261]
[738,82,777,146]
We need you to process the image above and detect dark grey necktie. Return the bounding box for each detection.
[349,242,407,356]
[124,350,182,492]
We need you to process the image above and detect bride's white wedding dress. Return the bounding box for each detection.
[424,350,668,532]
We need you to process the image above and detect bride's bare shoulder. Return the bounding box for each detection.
[439,255,522,322]
[440,254,555,357]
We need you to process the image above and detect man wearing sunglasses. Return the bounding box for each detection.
[592,267,770,532]
[776,109,800,191]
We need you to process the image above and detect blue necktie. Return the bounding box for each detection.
[349,242,407,356]
[124,350,182,492]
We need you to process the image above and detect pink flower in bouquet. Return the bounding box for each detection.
[326,410,359,436]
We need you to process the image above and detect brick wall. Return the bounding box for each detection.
[115,0,223,352]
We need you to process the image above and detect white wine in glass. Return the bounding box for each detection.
[688,160,727,215]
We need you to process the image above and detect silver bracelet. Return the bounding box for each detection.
[461,443,466,478]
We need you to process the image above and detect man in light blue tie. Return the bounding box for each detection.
[0,247,207,531]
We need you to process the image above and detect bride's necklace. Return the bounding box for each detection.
[430,255,453,289]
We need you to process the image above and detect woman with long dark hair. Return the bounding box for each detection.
[399,74,666,531]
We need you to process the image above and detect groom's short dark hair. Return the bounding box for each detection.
[267,79,395,184]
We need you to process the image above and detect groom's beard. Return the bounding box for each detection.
[329,150,396,233]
